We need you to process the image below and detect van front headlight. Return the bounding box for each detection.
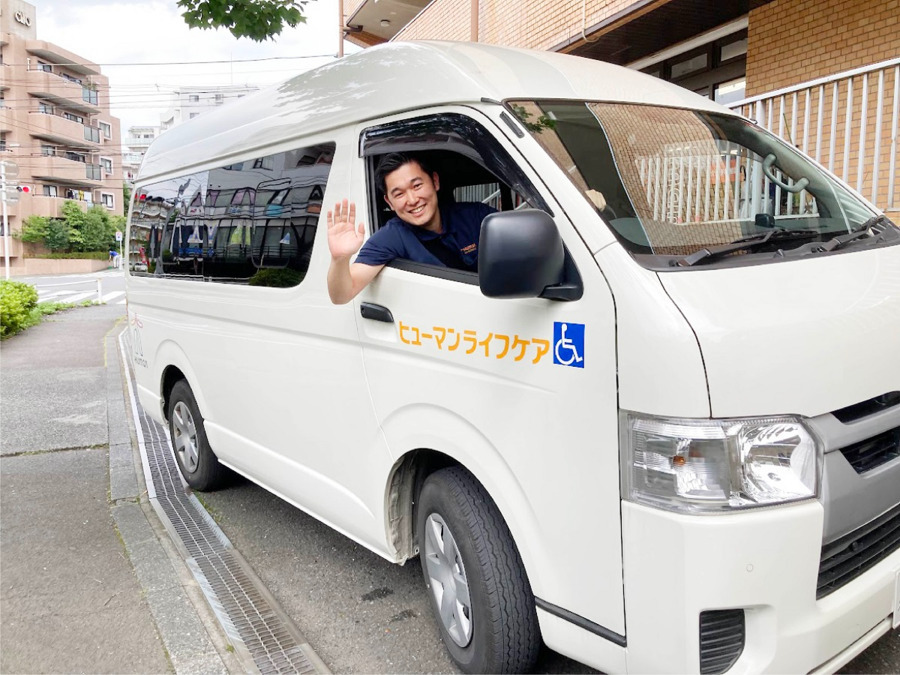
[620,412,820,513]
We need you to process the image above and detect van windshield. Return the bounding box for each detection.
[509,101,899,269]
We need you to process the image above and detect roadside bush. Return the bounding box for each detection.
[0,280,39,338]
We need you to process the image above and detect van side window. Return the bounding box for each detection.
[361,114,549,281]
[129,142,335,287]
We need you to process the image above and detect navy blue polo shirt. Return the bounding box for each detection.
[354,202,495,272]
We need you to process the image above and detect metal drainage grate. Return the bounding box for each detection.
[121,333,320,674]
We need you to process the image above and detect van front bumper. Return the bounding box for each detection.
[621,500,899,673]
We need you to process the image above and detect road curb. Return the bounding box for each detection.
[106,326,243,673]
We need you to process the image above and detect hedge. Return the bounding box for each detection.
[0,280,39,338]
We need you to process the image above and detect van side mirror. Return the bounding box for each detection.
[478,210,566,299]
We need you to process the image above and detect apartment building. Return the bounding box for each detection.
[343,0,899,220]
[0,0,124,273]
[122,124,159,182]
[159,84,259,132]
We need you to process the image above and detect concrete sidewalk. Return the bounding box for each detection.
[1,304,240,673]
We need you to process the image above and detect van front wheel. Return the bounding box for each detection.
[417,467,540,673]
[167,380,226,491]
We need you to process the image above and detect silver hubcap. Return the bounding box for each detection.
[424,513,473,647]
[172,401,199,473]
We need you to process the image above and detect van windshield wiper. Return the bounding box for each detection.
[783,215,896,257]
[676,228,820,267]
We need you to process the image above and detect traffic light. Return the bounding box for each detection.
[16,185,31,194]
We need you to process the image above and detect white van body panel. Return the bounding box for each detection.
[660,244,900,418]
[623,500,900,673]
[594,244,711,417]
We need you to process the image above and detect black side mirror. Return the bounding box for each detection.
[478,209,565,299]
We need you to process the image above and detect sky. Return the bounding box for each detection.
[35,0,354,135]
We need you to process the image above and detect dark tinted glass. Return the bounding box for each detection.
[129,142,335,287]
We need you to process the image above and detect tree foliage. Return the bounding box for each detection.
[19,215,50,244]
[177,0,309,42]
[19,201,119,253]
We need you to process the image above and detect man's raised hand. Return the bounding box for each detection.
[327,199,365,260]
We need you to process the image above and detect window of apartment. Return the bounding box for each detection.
[43,185,58,197]
[215,93,224,106]
[63,112,85,124]
[100,121,112,139]
[0,92,4,109]
[41,144,56,156]
[670,50,708,79]
[101,157,113,174]
[61,73,83,85]
[65,151,86,163]
[38,102,54,115]
[0,134,6,152]
[639,29,748,106]
[101,193,114,209]
[189,94,200,103]
[252,156,274,170]
[37,61,52,73]
[714,77,747,105]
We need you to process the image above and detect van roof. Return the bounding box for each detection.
[138,40,737,181]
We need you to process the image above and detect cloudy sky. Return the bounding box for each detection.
[35,0,352,133]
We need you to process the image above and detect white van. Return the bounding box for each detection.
[126,41,900,674]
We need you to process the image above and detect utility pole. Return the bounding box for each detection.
[0,160,20,280]
[337,0,344,58]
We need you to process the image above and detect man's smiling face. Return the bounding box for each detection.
[383,160,442,233]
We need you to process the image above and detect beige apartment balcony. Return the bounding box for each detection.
[25,70,100,115]
[0,235,23,261]
[0,107,15,133]
[30,155,102,187]
[28,111,100,148]
[28,195,88,218]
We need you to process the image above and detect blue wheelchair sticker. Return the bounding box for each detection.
[553,322,585,368]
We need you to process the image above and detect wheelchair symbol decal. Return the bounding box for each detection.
[553,322,584,368]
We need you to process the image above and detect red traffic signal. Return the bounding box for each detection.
[17,185,31,193]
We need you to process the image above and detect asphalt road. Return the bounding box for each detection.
[195,473,899,674]
[196,475,596,674]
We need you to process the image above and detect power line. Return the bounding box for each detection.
[3,53,336,68]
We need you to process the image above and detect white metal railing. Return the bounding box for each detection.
[636,142,818,230]
[728,58,900,212]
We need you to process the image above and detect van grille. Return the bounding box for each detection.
[817,502,900,598]
[699,609,745,674]
[840,426,900,473]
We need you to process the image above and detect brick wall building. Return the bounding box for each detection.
[342,0,899,219]
[1,0,124,274]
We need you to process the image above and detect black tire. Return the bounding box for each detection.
[417,466,540,674]
[167,380,226,491]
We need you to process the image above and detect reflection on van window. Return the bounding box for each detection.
[129,142,335,286]
[511,101,897,268]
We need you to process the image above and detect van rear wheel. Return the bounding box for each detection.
[167,380,226,491]
[417,466,540,673]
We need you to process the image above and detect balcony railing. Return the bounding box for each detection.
[728,58,900,213]
[25,68,100,113]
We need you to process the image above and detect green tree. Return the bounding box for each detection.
[123,183,132,209]
[178,0,310,42]
[45,219,71,251]
[18,215,50,243]
[77,206,117,252]
[60,200,86,250]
